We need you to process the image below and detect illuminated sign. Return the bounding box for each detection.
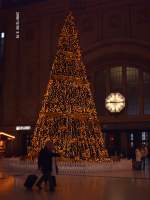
[16,126,31,131]
[16,11,20,39]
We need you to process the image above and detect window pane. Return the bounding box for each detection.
[143,72,150,114]
[130,133,134,141]
[110,66,122,90]
[0,32,5,63]
[131,142,134,147]
[142,132,146,140]
[127,67,139,115]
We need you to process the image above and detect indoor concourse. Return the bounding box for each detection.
[0,0,150,199]
[0,160,150,200]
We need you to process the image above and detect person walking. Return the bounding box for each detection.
[36,141,60,191]
[44,146,58,188]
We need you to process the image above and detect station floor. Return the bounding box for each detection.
[0,160,150,200]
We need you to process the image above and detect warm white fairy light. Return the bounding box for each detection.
[29,12,108,161]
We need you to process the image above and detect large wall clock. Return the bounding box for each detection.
[105,92,125,113]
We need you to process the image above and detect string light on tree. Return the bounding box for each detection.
[29,12,108,161]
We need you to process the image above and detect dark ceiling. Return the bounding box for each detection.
[0,0,48,8]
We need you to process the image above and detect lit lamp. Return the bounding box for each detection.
[0,140,5,152]
[0,132,15,153]
[105,92,125,113]
[0,132,15,140]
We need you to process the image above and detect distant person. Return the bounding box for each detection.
[141,145,149,170]
[128,146,136,170]
[135,146,142,170]
[36,141,60,191]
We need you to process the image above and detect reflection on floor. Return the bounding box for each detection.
[0,160,150,200]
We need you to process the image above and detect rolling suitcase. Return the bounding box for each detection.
[24,174,38,189]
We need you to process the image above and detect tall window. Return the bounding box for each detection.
[126,67,139,115]
[143,72,150,114]
[0,32,5,63]
[110,66,122,91]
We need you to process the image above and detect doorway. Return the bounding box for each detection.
[104,130,150,158]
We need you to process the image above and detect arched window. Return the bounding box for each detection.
[94,65,150,116]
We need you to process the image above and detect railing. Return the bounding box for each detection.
[1,157,132,176]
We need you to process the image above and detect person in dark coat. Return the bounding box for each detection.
[36,141,60,191]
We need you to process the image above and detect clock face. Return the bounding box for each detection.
[105,92,125,113]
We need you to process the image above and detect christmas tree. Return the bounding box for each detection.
[29,12,108,161]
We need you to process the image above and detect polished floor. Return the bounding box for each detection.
[0,160,150,200]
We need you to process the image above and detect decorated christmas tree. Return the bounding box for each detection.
[29,12,108,161]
